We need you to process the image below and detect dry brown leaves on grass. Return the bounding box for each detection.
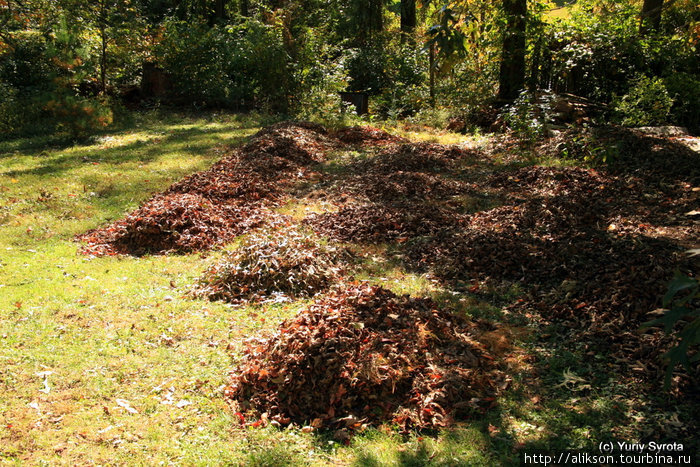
[305,203,466,243]
[335,144,477,204]
[332,126,407,146]
[304,151,696,380]
[540,125,700,184]
[352,142,474,174]
[77,122,333,256]
[226,284,502,431]
[303,142,479,242]
[191,226,344,304]
[78,194,270,256]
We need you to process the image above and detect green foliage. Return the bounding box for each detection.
[345,41,390,94]
[407,107,452,129]
[643,271,700,388]
[558,128,618,166]
[613,75,673,127]
[663,72,700,131]
[536,0,698,129]
[293,32,349,125]
[374,43,428,117]
[0,32,56,137]
[44,94,114,139]
[155,18,293,111]
[498,91,553,143]
[0,31,56,90]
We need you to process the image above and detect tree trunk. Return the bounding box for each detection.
[400,0,416,42]
[99,0,107,95]
[429,42,435,107]
[215,0,227,21]
[100,26,107,94]
[240,0,249,16]
[368,0,384,37]
[640,0,663,35]
[497,0,527,102]
[354,0,384,43]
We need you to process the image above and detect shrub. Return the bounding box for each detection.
[613,76,673,127]
[155,19,292,111]
[498,91,554,143]
[292,30,349,125]
[643,270,700,388]
[0,32,57,137]
[44,94,114,139]
[663,72,700,131]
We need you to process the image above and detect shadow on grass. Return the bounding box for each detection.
[323,337,635,466]
[1,124,255,178]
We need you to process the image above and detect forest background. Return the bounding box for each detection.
[1,0,698,139]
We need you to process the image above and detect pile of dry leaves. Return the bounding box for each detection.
[226,284,502,431]
[332,126,406,146]
[77,122,333,255]
[191,226,344,304]
[79,194,270,256]
[304,142,478,242]
[306,203,466,243]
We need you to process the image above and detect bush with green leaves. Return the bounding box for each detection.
[538,0,697,113]
[663,72,700,131]
[291,30,349,125]
[556,127,619,166]
[643,271,700,388]
[44,94,114,139]
[613,76,673,127]
[155,19,291,111]
[0,32,57,137]
[499,91,555,143]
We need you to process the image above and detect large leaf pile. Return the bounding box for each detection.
[77,122,335,255]
[191,226,343,304]
[306,203,465,243]
[332,126,407,146]
[226,284,502,431]
[78,194,269,256]
[304,142,478,242]
[303,142,697,379]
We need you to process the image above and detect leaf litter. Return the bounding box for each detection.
[225,283,503,431]
[300,129,698,384]
[190,225,345,304]
[76,121,336,256]
[74,121,699,434]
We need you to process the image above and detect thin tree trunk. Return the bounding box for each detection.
[640,0,663,35]
[400,0,416,43]
[99,0,107,95]
[240,0,249,16]
[497,0,527,102]
[429,42,435,107]
[215,0,227,21]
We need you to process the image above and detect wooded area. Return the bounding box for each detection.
[1,0,699,134]
[1,0,699,465]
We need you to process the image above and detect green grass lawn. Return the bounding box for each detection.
[0,111,694,465]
